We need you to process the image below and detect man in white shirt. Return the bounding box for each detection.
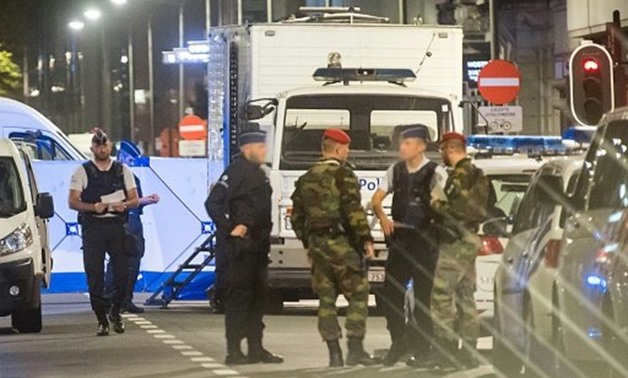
[68,130,139,336]
[372,126,448,366]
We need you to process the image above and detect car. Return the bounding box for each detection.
[493,157,583,376]
[553,108,628,377]
[0,139,55,333]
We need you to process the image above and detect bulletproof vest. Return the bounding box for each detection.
[391,161,437,227]
[79,161,127,223]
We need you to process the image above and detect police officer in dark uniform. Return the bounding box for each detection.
[372,127,448,366]
[206,129,284,365]
[69,130,139,336]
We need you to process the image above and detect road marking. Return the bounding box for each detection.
[181,351,204,357]
[191,357,215,362]
[163,340,184,344]
[134,321,153,325]
[213,369,239,376]
[129,317,146,322]
[146,329,166,334]
[154,334,175,339]
[172,345,193,350]
[121,314,138,318]
[140,325,158,329]
[201,363,224,369]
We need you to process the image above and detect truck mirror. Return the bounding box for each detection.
[245,105,265,120]
[35,193,55,219]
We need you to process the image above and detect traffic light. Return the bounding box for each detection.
[569,43,615,126]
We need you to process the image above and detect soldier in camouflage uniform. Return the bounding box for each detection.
[290,128,379,368]
[426,132,488,370]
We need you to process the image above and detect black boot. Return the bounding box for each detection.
[225,340,249,365]
[411,339,457,371]
[456,343,479,370]
[346,338,380,366]
[108,310,125,334]
[383,338,408,366]
[95,312,109,336]
[247,339,284,364]
[327,340,344,368]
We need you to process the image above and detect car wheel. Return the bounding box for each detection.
[493,298,524,376]
[267,290,284,315]
[12,303,43,334]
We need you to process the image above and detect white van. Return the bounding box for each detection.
[0,138,54,333]
[0,97,86,161]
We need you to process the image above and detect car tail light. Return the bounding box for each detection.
[285,206,293,218]
[543,239,562,268]
[478,236,504,256]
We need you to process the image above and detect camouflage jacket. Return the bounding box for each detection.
[291,158,373,247]
[432,157,488,230]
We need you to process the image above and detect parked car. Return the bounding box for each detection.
[0,139,54,333]
[553,108,628,377]
[493,157,583,376]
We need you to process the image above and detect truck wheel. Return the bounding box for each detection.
[12,303,43,333]
[267,290,284,315]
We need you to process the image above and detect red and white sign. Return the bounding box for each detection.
[477,60,521,105]
[178,115,207,141]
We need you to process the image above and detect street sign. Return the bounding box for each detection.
[179,140,206,157]
[479,105,523,133]
[178,115,207,141]
[478,60,521,105]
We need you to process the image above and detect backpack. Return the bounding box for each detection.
[465,165,490,224]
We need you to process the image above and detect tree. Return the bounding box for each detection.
[0,47,22,98]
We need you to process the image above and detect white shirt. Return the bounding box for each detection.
[70,160,136,218]
[378,157,448,194]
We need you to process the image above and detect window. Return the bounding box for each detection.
[280,94,452,170]
[487,175,531,220]
[559,171,581,228]
[588,120,628,210]
[513,173,561,234]
[0,157,27,218]
[8,132,73,161]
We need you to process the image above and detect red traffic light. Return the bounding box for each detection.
[583,58,600,73]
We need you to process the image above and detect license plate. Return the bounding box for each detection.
[367,270,386,283]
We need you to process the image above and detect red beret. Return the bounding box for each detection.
[323,128,351,144]
[441,132,466,145]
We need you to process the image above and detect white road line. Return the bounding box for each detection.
[201,363,224,369]
[154,334,175,339]
[191,357,215,362]
[140,325,158,329]
[129,317,145,321]
[146,329,166,334]
[213,369,239,376]
[172,345,193,350]
[133,321,153,325]
[121,314,138,318]
[162,340,184,345]
[181,351,204,357]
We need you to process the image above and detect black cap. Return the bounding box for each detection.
[238,130,267,146]
[401,126,429,142]
[91,129,109,146]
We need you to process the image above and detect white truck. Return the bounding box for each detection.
[207,16,464,312]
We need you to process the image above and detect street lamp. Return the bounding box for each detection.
[84,8,102,21]
[111,0,128,5]
[68,20,85,30]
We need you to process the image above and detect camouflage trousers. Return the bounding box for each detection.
[309,234,370,341]
[431,232,480,346]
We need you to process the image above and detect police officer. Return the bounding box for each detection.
[206,129,283,365]
[68,130,139,336]
[371,126,447,366]
[291,129,379,368]
[427,132,488,370]
[105,175,159,314]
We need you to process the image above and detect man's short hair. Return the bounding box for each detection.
[322,137,341,153]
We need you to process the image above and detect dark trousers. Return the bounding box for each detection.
[225,236,269,351]
[82,221,130,320]
[105,216,144,306]
[382,228,438,354]
[213,234,228,305]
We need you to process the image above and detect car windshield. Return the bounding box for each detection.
[0,157,27,218]
[487,174,531,221]
[280,94,453,170]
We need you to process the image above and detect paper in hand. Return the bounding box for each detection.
[100,190,126,211]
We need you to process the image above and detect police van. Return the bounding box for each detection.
[0,138,54,333]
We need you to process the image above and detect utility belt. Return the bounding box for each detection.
[308,222,344,237]
[79,212,127,226]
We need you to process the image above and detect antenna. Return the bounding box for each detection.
[415,33,436,76]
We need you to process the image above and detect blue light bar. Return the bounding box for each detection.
[562,126,596,144]
[312,68,416,83]
[467,135,567,155]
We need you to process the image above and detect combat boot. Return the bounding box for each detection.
[108,310,125,334]
[456,344,480,370]
[410,338,457,371]
[327,340,344,367]
[247,338,284,364]
[346,337,381,366]
[383,338,408,366]
[225,340,248,365]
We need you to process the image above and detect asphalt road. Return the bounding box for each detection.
[0,294,497,378]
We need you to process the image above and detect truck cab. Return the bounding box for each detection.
[0,138,54,333]
[247,68,459,311]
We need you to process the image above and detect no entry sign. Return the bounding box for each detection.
[179,115,207,141]
[478,60,521,105]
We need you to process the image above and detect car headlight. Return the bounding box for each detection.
[0,224,33,256]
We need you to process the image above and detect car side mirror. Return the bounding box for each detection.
[483,217,510,238]
[244,103,276,121]
[35,193,55,219]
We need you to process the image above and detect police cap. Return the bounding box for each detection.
[401,126,429,142]
[239,130,267,146]
[323,128,351,145]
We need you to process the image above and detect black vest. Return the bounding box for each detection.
[391,161,437,228]
[79,161,127,224]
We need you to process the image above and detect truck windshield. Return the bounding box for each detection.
[0,157,26,218]
[280,94,452,170]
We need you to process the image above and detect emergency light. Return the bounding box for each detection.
[312,68,416,85]
[467,135,569,156]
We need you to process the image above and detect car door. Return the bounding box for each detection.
[19,150,52,287]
